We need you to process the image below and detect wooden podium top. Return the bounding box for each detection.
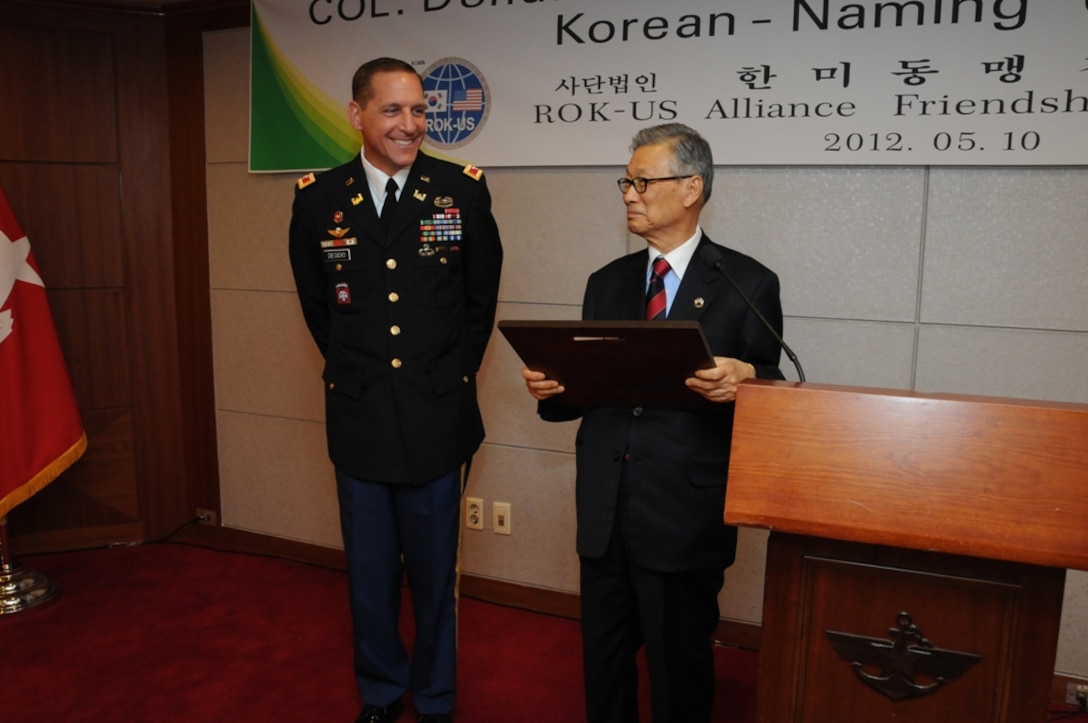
[725,381,1088,571]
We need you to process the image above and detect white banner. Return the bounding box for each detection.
[251,0,1088,169]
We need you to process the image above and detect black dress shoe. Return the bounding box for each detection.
[417,715,451,723]
[355,699,403,723]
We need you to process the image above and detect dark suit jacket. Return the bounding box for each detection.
[289,152,503,485]
[541,235,784,573]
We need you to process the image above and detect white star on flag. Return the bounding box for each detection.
[1,227,44,344]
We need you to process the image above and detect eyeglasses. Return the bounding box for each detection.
[616,175,693,194]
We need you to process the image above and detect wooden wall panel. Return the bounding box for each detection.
[10,409,140,537]
[0,12,141,552]
[48,288,131,409]
[2,0,249,554]
[0,162,124,288]
[0,24,117,163]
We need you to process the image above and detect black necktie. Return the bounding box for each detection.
[646,256,670,320]
[380,178,398,231]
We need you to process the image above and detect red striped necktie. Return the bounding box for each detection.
[645,256,670,321]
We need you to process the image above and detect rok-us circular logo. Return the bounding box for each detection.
[422,58,490,150]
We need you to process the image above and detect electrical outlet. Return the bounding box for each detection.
[465,497,484,530]
[1065,682,1088,707]
[493,502,511,535]
[196,508,218,526]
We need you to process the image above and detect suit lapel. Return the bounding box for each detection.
[621,251,649,320]
[386,153,461,246]
[389,161,433,241]
[670,236,720,321]
[332,157,384,245]
[333,155,440,248]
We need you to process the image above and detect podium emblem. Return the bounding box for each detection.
[826,612,981,701]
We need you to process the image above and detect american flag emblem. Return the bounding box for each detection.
[452,88,484,111]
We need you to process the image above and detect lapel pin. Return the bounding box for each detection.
[694,297,705,309]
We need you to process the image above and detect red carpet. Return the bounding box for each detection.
[0,543,758,722]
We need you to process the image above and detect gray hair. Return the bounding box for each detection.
[629,123,714,202]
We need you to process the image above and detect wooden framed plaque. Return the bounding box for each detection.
[498,320,717,410]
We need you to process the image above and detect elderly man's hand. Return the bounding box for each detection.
[684,356,754,403]
[522,367,566,401]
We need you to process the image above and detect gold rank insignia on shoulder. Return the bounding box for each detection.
[297,172,317,190]
[463,164,483,181]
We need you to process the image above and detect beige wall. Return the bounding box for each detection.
[204,29,1088,676]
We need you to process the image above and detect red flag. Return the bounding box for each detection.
[0,185,87,519]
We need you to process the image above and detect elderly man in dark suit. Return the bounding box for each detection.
[289,57,503,723]
[523,123,784,723]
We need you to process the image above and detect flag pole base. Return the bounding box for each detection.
[0,562,60,615]
[0,517,61,615]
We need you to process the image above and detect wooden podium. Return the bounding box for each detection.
[725,381,1088,722]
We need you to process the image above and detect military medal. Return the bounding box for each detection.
[419,208,463,254]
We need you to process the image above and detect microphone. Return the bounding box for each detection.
[697,245,805,382]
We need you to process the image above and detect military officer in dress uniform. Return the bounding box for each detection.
[288,57,503,723]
